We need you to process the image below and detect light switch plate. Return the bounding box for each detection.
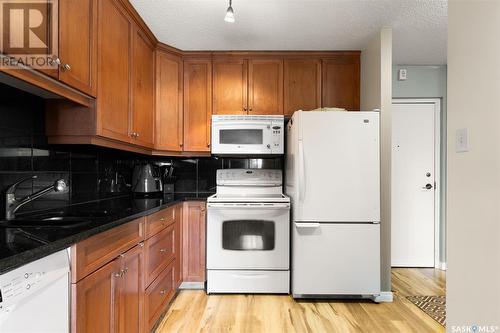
[456,128,469,152]
[398,69,407,81]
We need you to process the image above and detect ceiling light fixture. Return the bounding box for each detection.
[224,0,235,23]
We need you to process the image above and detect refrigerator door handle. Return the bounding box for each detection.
[295,222,320,228]
[298,140,306,201]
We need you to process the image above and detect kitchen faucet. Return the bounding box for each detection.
[5,175,68,220]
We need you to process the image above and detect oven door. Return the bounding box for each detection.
[207,203,290,270]
[211,122,272,154]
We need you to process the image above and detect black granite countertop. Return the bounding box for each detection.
[0,193,210,275]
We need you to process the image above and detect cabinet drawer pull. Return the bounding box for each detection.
[160,290,167,295]
[160,217,166,221]
[160,248,167,253]
[63,63,71,71]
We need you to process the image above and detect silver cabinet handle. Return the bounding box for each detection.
[52,56,61,65]
[160,248,167,253]
[63,64,71,71]
[160,290,167,295]
[135,132,140,138]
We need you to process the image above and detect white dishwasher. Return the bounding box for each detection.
[0,249,70,333]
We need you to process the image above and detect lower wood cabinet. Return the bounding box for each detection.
[182,201,206,283]
[70,202,189,332]
[72,243,144,333]
[144,260,176,330]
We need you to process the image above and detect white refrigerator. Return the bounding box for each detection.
[286,111,381,297]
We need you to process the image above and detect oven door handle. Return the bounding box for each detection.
[207,203,290,209]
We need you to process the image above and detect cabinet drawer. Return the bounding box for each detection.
[145,224,175,287]
[144,261,175,331]
[146,206,175,238]
[71,217,145,282]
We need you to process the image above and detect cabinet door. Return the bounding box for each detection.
[248,59,284,115]
[284,59,321,115]
[59,0,97,96]
[212,59,247,115]
[174,204,183,288]
[183,59,212,151]
[72,258,120,333]
[131,28,155,148]
[117,244,144,333]
[322,57,360,111]
[155,51,183,151]
[182,201,206,282]
[97,0,132,142]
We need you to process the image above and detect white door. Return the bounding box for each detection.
[392,101,437,267]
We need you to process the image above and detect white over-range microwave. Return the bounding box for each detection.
[211,115,285,155]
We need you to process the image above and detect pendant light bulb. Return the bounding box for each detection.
[224,0,235,23]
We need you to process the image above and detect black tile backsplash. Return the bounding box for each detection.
[0,83,283,218]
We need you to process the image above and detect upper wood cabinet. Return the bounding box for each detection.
[96,0,132,142]
[183,59,212,152]
[213,58,284,115]
[322,56,360,111]
[284,59,321,115]
[58,0,97,96]
[248,59,284,115]
[131,28,155,148]
[212,60,247,115]
[155,51,183,152]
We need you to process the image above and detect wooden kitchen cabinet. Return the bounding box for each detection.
[174,204,183,287]
[284,59,322,115]
[96,0,132,143]
[183,59,212,151]
[58,0,97,96]
[117,244,144,333]
[155,51,183,152]
[131,27,155,148]
[72,244,144,333]
[322,56,360,111]
[212,59,247,115]
[182,201,206,283]
[212,58,283,115]
[72,257,119,333]
[248,59,284,115]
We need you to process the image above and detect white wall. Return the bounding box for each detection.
[392,65,448,266]
[447,0,500,329]
[361,27,392,293]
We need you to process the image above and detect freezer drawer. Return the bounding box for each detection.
[207,270,289,294]
[292,222,380,296]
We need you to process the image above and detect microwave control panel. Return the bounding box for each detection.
[270,119,284,154]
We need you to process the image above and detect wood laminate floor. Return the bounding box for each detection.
[156,268,446,333]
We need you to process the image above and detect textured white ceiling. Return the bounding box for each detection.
[130,0,447,65]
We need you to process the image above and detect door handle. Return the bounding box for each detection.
[295,222,320,228]
[422,183,433,190]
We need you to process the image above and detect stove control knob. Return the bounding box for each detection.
[267,144,271,149]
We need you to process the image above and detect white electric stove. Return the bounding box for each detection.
[206,169,290,294]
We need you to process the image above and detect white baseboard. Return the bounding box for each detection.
[179,282,205,290]
[438,262,447,270]
[373,292,394,303]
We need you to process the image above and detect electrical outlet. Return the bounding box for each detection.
[456,128,469,152]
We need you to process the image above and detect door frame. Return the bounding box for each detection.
[392,98,441,269]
